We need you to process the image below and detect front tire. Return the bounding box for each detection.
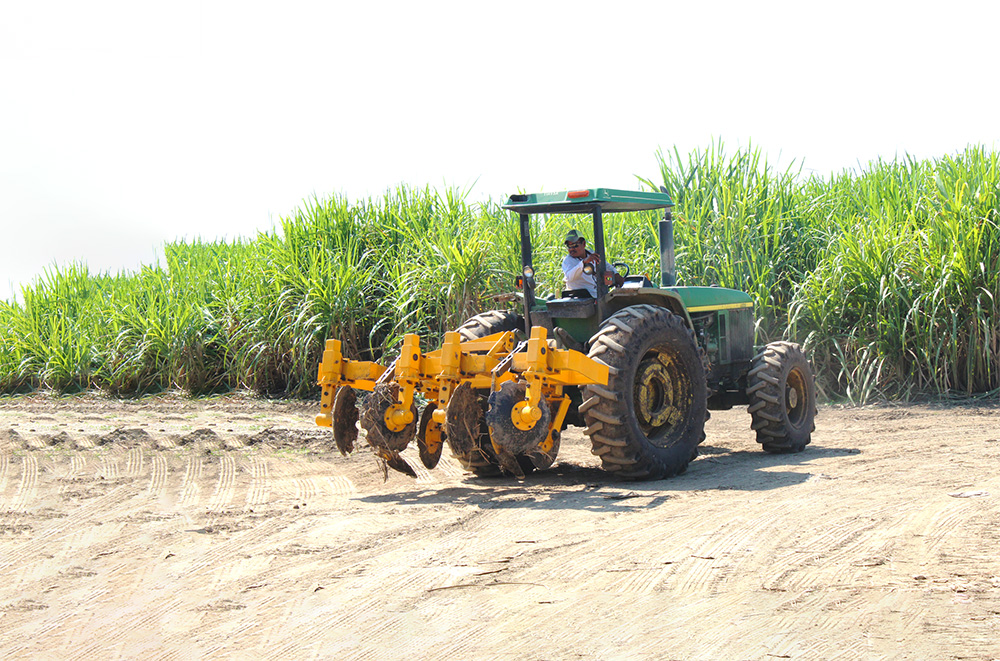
[747,341,817,453]
[582,305,707,480]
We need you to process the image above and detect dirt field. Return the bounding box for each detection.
[0,395,998,660]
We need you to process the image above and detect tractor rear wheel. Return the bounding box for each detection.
[450,310,525,476]
[582,304,707,480]
[747,341,817,453]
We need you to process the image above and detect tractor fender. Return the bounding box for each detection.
[603,288,694,330]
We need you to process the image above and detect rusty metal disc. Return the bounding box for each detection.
[331,386,359,456]
[417,402,445,469]
[486,381,550,456]
[360,383,417,455]
[445,382,483,459]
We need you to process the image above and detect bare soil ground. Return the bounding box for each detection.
[0,394,999,660]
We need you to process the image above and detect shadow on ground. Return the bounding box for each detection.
[357,442,860,512]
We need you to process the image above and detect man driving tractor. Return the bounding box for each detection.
[561,229,623,298]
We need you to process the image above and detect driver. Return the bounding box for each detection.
[561,229,623,298]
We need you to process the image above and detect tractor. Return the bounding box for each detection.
[315,187,817,480]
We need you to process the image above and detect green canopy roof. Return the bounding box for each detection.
[502,188,673,214]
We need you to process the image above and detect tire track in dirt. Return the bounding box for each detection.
[178,515,292,576]
[179,456,204,507]
[921,499,980,555]
[67,598,185,661]
[668,512,771,596]
[769,593,876,659]
[760,506,897,592]
[56,453,88,497]
[99,453,120,480]
[260,564,487,660]
[3,448,217,659]
[7,454,38,512]
[244,456,270,506]
[270,512,477,624]
[268,459,337,504]
[521,509,684,593]
[293,477,319,503]
[146,453,168,497]
[228,511,473,645]
[124,447,144,477]
[398,448,438,485]
[0,587,112,658]
[0,482,143,572]
[325,475,356,496]
[0,452,10,509]
[408,460,436,484]
[44,526,191,658]
[207,454,237,512]
[435,454,466,478]
[551,511,680,594]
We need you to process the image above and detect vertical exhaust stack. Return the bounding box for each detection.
[659,209,675,287]
[658,187,675,287]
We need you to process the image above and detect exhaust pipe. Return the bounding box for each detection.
[658,187,675,287]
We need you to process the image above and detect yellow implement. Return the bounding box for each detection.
[315,326,609,478]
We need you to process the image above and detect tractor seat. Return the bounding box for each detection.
[547,293,596,319]
[559,288,593,299]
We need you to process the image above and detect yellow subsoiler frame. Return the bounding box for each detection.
[315,326,609,478]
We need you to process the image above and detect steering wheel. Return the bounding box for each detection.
[613,262,631,278]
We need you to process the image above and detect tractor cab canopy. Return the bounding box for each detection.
[502,187,679,333]
[502,188,673,214]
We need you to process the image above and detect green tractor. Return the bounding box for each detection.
[499,187,817,478]
[316,187,817,480]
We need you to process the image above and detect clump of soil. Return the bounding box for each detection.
[98,428,153,447]
[177,428,220,446]
[39,431,73,447]
[0,428,25,449]
[244,427,328,448]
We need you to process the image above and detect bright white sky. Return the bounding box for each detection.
[2,0,998,301]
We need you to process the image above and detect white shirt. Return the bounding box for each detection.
[561,251,616,298]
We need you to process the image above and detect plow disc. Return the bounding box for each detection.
[486,381,551,452]
[444,382,482,459]
[416,403,445,469]
[486,381,553,480]
[331,386,359,456]
[360,383,418,477]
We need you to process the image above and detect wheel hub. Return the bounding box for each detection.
[785,367,807,425]
[786,385,799,410]
[634,357,676,429]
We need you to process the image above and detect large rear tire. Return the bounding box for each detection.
[582,304,707,480]
[747,341,817,453]
[450,310,525,476]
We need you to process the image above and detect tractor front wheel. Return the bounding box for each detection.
[582,304,707,480]
[747,341,817,453]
